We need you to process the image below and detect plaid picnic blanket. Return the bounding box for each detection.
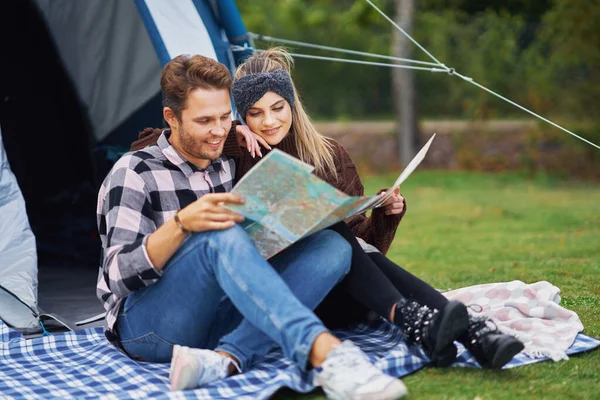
[1,317,599,399]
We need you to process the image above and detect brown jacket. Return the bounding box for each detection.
[130,124,406,254]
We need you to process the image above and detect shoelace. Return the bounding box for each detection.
[467,304,484,313]
[228,357,242,374]
[465,314,500,345]
[196,352,231,383]
[467,305,517,340]
[466,304,500,332]
[397,300,439,346]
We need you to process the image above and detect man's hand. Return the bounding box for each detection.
[177,193,246,232]
[236,124,271,158]
[147,193,246,270]
[379,188,405,216]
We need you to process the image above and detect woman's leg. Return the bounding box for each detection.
[367,253,523,369]
[367,252,449,311]
[326,222,402,320]
[324,222,469,367]
[315,285,371,330]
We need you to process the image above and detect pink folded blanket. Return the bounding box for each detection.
[444,280,583,361]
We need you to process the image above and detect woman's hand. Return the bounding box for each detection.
[379,188,405,216]
[236,124,272,158]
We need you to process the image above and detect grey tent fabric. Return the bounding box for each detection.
[34,0,163,142]
[0,126,39,332]
[0,0,248,335]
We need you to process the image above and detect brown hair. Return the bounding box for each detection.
[161,54,232,120]
[234,47,337,179]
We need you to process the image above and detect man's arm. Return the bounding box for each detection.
[100,165,246,300]
[99,166,161,300]
[145,218,188,270]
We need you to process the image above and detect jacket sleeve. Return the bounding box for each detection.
[330,142,406,255]
[222,120,243,158]
[130,128,162,151]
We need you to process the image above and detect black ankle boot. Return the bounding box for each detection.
[461,315,524,369]
[394,300,469,367]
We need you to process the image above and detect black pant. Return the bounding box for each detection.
[315,222,449,329]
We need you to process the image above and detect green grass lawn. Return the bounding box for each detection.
[277,171,600,400]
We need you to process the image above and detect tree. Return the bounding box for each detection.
[392,0,420,166]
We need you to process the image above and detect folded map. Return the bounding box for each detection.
[224,133,436,258]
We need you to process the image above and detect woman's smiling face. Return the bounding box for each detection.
[244,91,292,146]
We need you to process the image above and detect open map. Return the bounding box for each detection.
[225,134,436,259]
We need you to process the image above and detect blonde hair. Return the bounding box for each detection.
[234,47,337,179]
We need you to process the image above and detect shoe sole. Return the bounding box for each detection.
[169,345,180,382]
[375,380,409,400]
[170,349,199,391]
[488,339,525,370]
[431,301,469,367]
[320,378,408,400]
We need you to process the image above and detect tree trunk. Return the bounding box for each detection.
[392,0,420,166]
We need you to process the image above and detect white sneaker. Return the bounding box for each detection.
[315,340,408,400]
[169,345,236,391]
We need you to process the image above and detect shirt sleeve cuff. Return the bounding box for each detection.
[139,235,163,278]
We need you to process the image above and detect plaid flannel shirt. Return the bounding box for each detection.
[96,132,235,345]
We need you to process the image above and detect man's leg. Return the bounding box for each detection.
[160,229,408,398]
[117,225,349,366]
[214,229,352,370]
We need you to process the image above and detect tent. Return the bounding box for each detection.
[0,0,250,334]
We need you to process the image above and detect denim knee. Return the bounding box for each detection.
[310,230,352,279]
[167,224,252,268]
[181,224,248,247]
[205,224,253,252]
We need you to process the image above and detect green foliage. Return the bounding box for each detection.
[237,0,600,124]
[523,0,600,119]
[414,9,528,118]
[240,0,396,119]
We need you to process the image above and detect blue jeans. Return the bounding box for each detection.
[117,225,351,371]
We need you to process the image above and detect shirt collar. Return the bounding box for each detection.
[158,130,224,177]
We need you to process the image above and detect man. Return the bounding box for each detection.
[96,54,408,399]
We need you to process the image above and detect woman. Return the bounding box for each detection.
[228,47,523,371]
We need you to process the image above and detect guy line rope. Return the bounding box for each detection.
[232,0,600,150]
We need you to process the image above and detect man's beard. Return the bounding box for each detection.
[178,124,222,161]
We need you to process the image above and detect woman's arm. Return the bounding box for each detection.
[327,141,406,255]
